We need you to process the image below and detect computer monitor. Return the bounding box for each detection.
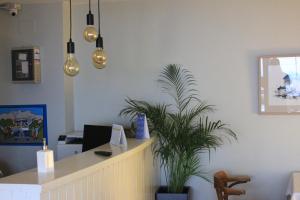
[82,125,112,152]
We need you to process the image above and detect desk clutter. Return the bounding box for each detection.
[94,150,112,157]
[58,132,83,145]
[56,114,151,161]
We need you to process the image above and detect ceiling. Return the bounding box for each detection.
[0,0,135,4]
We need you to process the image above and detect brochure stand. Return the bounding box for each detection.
[110,124,127,146]
[136,113,150,139]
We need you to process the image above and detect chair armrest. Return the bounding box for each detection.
[227,175,250,188]
[227,175,251,182]
[224,187,246,195]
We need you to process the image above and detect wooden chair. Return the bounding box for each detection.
[214,170,251,200]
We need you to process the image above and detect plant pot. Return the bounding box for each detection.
[156,186,191,200]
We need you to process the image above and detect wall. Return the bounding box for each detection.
[0,2,68,174]
[63,1,75,133]
[73,0,300,199]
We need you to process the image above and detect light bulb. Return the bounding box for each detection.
[64,53,80,76]
[83,25,98,42]
[92,47,107,69]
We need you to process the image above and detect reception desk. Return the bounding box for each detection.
[0,138,158,200]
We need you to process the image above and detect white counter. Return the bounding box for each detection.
[0,138,158,200]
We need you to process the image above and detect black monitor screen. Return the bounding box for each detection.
[82,125,112,152]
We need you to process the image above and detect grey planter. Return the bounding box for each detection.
[156,186,191,200]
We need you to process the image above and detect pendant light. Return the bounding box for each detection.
[83,0,97,42]
[92,0,107,69]
[64,0,80,77]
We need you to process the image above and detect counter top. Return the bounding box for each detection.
[0,138,153,188]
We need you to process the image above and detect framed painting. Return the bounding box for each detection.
[259,55,300,114]
[0,104,47,145]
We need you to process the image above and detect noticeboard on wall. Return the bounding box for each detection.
[11,47,41,83]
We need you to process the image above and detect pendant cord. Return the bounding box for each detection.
[98,0,101,34]
[69,0,72,39]
[89,0,91,12]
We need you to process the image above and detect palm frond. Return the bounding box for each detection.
[158,64,198,113]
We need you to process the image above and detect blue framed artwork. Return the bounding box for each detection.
[0,104,47,145]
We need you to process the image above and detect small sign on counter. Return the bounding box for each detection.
[110,124,127,146]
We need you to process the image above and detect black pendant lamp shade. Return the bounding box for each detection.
[67,39,75,54]
[96,34,103,48]
[83,0,98,42]
[87,10,94,25]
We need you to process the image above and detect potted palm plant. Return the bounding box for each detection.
[120,64,236,200]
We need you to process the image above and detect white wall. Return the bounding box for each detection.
[73,0,300,199]
[0,2,68,174]
[63,1,75,133]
